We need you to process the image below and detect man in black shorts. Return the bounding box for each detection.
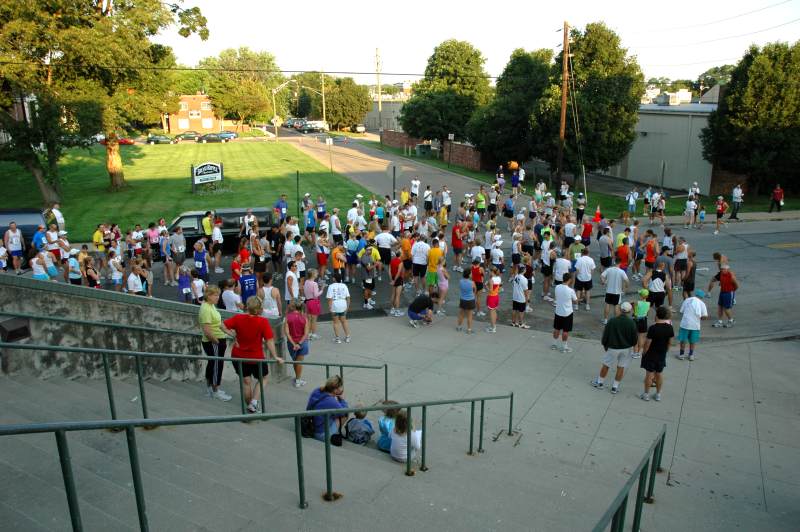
[268,224,285,279]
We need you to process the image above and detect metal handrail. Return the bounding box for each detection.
[591,424,667,532]
[0,310,201,337]
[0,393,515,531]
[0,342,390,416]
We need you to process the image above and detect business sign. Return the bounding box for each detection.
[191,161,224,192]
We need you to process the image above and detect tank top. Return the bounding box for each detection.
[648,270,666,293]
[686,263,696,284]
[488,276,501,297]
[719,270,735,292]
[635,300,650,319]
[675,246,688,260]
[86,267,100,288]
[32,255,47,276]
[260,286,280,318]
[7,229,22,250]
[459,278,474,300]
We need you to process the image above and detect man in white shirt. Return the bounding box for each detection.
[410,236,430,294]
[346,202,359,227]
[330,208,343,245]
[552,272,578,352]
[511,268,530,328]
[626,189,638,217]
[222,284,243,312]
[442,186,452,213]
[677,289,708,361]
[600,256,629,324]
[375,228,398,267]
[410,177,421,198]
[211,220,224,273]
[574,248,596,310]
[730,184,743,220]
[423,185,434,214]
[326,273,352,343]
[553,251,571,286]
[50,203,66,231]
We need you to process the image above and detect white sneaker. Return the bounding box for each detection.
[476,311,487,317]
[639,392,650,402]
[601,319,608,325]
[363,303,374,310]
[653,393,662,402]
[712,320,724,328]
[247,401,258,413]
[205,386,213,398]
[525,305,533,313]
[213,389,232,402]
[334,337,342,344]
[560,345,573,353]
[485,326,496,333]
[214,267,224,273]
[368,298,376,305]
[294,379,307,388]
[436,309,446,316]
[631,352,641,359]
[585,304,591,311]
[345,336,351,343]
[713,230,719,235]
[409,320,419,328]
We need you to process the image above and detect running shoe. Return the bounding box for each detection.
[363,303,375,310]
[610,386,619,395]
[676,353,685,360]
[214,267,224,274]
[247,401,258,413]
[688,354,696,361]
[466,329,474,334]
[525,305,533,313]
[294,379,307,388]
[591,378,604,389]
[724,319,735,328]
[631,352,641,359]
[585,304,591,311]
[436,309,446,316]
[510,322,519,327]
[456,326,463,332]
[653,393,662,402]
[712,320,724,328]
[409,320,418,328]
[485,326,496,333]
[601,319,608,325]
[334,337,342,344]
[519,323,530,329]
[476,311,487,317]
[345,336,351,343]
[213,389,232,402]
[560,345,573,353]
[551,343,559,350]
[639,392,650,402]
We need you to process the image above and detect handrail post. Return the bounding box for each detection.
[507,392,514,435]
[55,430,83,532]
[478,400,485,453]
[383,363,388,401]
[237,363,246,415]
[323,414,335,500]
[468,401,475,455]
[610,494,627,532]
[102,354,117,420]
[646,430,666,503]
[405,407,414,476]
[631,458,649,532]
[134,356,148,419]
[325,365,330,379]
[339,366,343,382]
[656,432,666,472]
[420,405,428,471]
[293,417,308,508]
[125,427,149,532]
[258,362,265,413]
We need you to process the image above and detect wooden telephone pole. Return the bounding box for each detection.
[556,21,569,180]
[376,48,382,140]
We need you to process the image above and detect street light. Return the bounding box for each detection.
[271,78,328,137]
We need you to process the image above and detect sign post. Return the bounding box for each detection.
[190,162,224,193]
[325,137,334,175]
[447,133,455,168]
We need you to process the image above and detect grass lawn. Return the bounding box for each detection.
[0,141,371,241]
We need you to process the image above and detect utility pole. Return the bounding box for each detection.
[556,20,569,181]
[321,70,326,125]
[376,48,382,142]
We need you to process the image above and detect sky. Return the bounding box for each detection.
[155,0,800,85]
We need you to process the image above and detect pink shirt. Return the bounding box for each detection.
[285,311,307,343]
[304,279,322,300]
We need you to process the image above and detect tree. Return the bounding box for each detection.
[0,0,208,198]
[532,22,643,176]
[324,78,371,130]
[467,48,552,164]
[696,64,735,92]
[171,66,210,96]
[289,72,336,120]
[201,47,283,129]
[400,40,491,145]
[701,42,800,193]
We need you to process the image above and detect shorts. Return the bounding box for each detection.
[112,278,123,286]
[503,209,514,219]
[512,253,521,265]
[641,354,666,373]
[363,279,375,290]
[677,327,700,344]
[408,309,427,321]
[582,237,591,247]
[424,201,433,212]
[475,281,484,292]
[512,301,526,312]
[459,299,476,310]
[11,249,23,257]
[173,252,186,265]
[486,294,500,310]
[716,212,724,220]
[232,360,268,378]
[645,261,655,270]
[477,208,486,216]
[564,237,574,248]
[718,291,734,309]
[317,253,329,267]
[602,348,632,369]
[425,271,438,286]
[212,243,222,255]
[541,264,552,277]
[254,259,267,273]
[636,317,648,334]
[47,266,58,277]
[553,313,573,332]
[521,244,534,256]
[378,248,391,265]
[412,263,426,278]
[674,259,687,272]
[332,311,347,318]
[346,252,358,265]
[452,245,463,256]
[33,273,50,281]
[575,279,593,291]
[306,298,321,316]
[604,293,621,306]
[647,291,666,308]
[488,204,497,214]
[600,257,612,268]
[287,340,309,360]
[403,259,413,271]
[682,282,695,293]
[393,276,404,287]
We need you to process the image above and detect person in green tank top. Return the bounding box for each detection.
[633,288,651,358]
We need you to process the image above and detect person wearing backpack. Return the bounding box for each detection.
[306,375,349,445]
[344,406,375,445]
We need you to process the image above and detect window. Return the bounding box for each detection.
[189,110,201,119]
[176,217,199,231]
[178,118,189,129]
[201,118,213,129]
[179,102,188,111]
[200,101,212,110]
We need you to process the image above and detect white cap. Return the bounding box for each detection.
[493,234,502,242]
[356,194,363,199]
[304,193,310,197]
[69,248,79,256]
[58,230,68,236]
[392,199,399,204]
[494,240,503,247]
[620,302,633,313]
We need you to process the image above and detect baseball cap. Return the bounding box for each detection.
[69,249,79,256]
[638,288,649,298]
[620,302,633,313]
[58,230,68,236]
[695,289,705,298]
[304,193,310,197]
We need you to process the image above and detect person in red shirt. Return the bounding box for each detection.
[581,220,594,247]
[707,264,739,328]
[471,258,486,317]
[223,296,283,413]
[451,221,465,272]
[389,250,405,316]
[283,303,309,388]
[769,184,784,213]
[231,253,242,283]
[714,196,728,235]
[616,238,632,272]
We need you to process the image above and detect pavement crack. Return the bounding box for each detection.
[747,342,769,512]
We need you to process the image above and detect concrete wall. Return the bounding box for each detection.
[0,275,285,382]
[365,101,404,132]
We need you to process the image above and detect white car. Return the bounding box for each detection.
[353,124,366,133]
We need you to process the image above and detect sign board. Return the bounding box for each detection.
[191,161,224,192]
[271,116,281,125]
[325,138,333,146]
[448,133,455,141]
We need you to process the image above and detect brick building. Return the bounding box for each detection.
[167,93,220,134]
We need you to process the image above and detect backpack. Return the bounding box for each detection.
[344,417,374,445]
[301,395,326,438]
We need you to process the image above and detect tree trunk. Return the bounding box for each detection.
[22,157,61,205]
[105,135,127,191]
[161,113,168,134]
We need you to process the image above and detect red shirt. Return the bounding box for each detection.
[223,314,273,360]
[238,248,250,264]
[390,257,402,279]
[717,270,736,292]
[773,188,784,201]
[231,260,241,282]
[581,222,593,239]
[471,265,484,283]
[616,245,630,269]
[451,223,463,249]
[285,311,307,343]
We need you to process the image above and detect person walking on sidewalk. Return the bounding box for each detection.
[713,196,728,235]
[640,306,674,402]
[199,285,234,402]
[600,256,629,324]
[592,301,639,394]
[729,184,743,220]
[768,184,784,213]
[677,289,708,361]
[707,264,739,328]
[551,272,578,352]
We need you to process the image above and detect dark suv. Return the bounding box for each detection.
[168,207,273,250]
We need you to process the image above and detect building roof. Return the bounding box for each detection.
[639,103,717,115]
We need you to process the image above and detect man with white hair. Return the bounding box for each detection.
[592,301,639,394]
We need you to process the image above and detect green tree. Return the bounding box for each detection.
[171,66,210,96]
[325,78,371,130]
[289,72,336,120]
[467,48,552,164]
[701,42,800,193]
[696,64,735,92]
[201,47,283,129]
[532,22,643,176]
[400,40,491,145]
[0,0,208,197]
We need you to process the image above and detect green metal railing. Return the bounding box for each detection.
[591,424,667,532]
[0,393,514,531]
[0,310,202,337]
[0,342,390,416]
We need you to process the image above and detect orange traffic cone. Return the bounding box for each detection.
[593,205,602,222]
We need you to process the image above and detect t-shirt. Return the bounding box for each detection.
[202,217,213,236]
[553,258,570,282]
[223,313,274,359]
[199,302,224,341]
[554,284,577,317]
[644,322,675,362]
[427,246,443,272]
[169,233,186,254]
[679,297,708,331]
[575,255,595,282]
[285,311,307,343]
[411,241,430,265]
[326,282,350,313]
[511,274,527,303]
[409,295,433,313]
[601,267,628,295]
[598,235,612,258]
[375,232,397,249]
[222,290,242,312]
[239,274,258,303]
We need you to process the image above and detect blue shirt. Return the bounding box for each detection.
[459,278,475,301]
[307,387,349,435]
[239,274,257,303]
[376,206,385,219]
[377,416,395,451]
[68,257,82,279]
[193,249,208,275]
[274,199,288,219]
[316,201,327,216]
[32,230,46,251]
[304,210,316,229]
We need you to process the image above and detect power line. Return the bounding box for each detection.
[636,17,800,48]
[629,0,795,33]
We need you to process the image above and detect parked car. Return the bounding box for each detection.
[0,208,48,264]
[218,131,238,141]
[300,120,329,133]
[197,133,227,143]
[99,137,135,145]
[283,118,298,128]
[352,124,366,133]
[174,131,201,142]
[167,207,274,250]
[147,135,175,145]
[293,119,307,130]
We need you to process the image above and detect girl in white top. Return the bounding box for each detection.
[109,251,124,291]
[285,217,300,241]
[285,261,300,304]
[390,410,422,463]
[31,251,49,281]
[260,275,281,318]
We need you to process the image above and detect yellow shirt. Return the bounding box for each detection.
[427,246,443,273]
[202,217,213,236]
[438,207,448,227]
[400,190,409,206]
[92,230,105,252]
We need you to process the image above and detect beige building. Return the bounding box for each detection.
[607,103,717,195]
[167,93,220,134]
[364,101,404,132]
